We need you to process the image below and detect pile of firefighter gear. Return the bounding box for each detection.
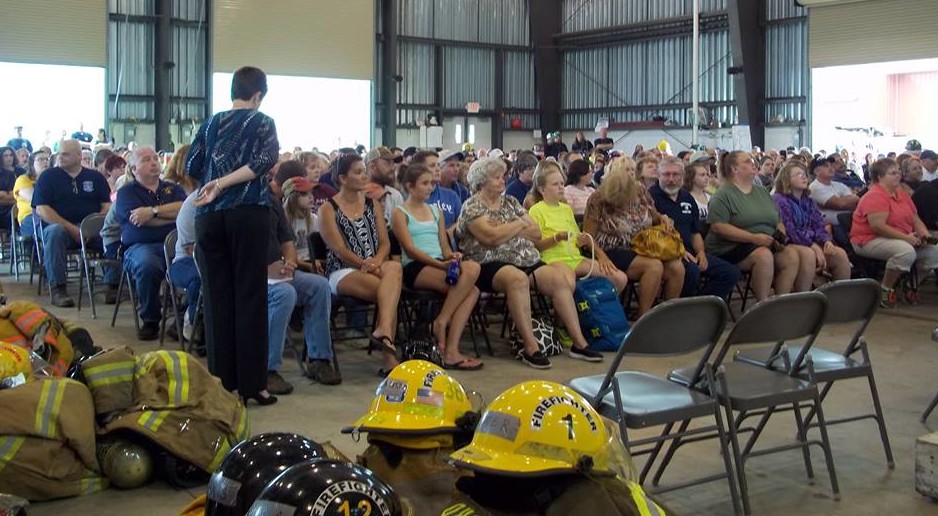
[0,301,248,504]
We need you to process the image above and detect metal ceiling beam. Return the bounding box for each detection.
[554,11,729,49]
[728,0,766,148]
[381,0,398,147]
[530,0,563,139]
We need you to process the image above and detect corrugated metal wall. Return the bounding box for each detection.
[108,0,154,121]
[392,0,535,129]
[108,0,209,123]
[559,0,807,130]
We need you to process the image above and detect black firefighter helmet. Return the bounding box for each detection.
[205,432,325,516]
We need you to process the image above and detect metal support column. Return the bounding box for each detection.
[381,0,398,147]
[530,0,563,139]
[728,0,766,148]
[155,0,174,151]
[493,49,504,150]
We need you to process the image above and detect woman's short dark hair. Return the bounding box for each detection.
[869,158,898,183]
[564,159,591,186]
[230,66,268,102]
[335,153,363,178]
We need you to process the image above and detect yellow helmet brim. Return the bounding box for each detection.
[448,445,578,477]
[342,411,459,435]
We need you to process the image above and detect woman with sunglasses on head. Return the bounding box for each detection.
[319,153,402,376]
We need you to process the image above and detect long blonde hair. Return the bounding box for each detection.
[162,144,195,193]
[529,160,563,204]
[597,157,639,206]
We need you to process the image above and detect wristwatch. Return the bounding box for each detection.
[151,206,159,217]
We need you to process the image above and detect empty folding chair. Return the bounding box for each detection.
[669,292,840,515]
[568,296,742,515]
[735,279,894,468]
[160,230,185,348]
[76,213,115,319]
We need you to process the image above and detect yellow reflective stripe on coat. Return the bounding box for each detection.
[34,380,67,438]
[159,351,190,406]
[627,481,665,516]
[208,440,231,472]
[235,405,249,440]
[0,436,26,473]
[137,410,171,433]
[83,362,135,388]
[81,472,107,495]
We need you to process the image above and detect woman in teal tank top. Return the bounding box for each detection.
[391,162,483,371]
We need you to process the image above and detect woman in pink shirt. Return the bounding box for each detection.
[562,159,594,216]
[850,158,938,307]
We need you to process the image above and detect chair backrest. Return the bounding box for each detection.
[163,229,178,270]
[817,278,879,356]
[78,213,106,249]
[598,296,729,392]
[309,232,328,261]
[711,291,828,371]
[10,205,18,233]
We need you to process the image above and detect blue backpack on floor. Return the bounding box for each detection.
[574,277,631,352]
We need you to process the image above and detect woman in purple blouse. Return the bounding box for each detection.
[772,161,851,289]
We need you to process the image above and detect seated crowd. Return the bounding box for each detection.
[6,126,938,398]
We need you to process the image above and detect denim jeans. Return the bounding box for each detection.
[103,241,121,286]
[42,223,80,288]
[168,256,200,323]
[682,254,741,300]
[122,242,165,323]
[267,271,333,372]
[20,214,34,238]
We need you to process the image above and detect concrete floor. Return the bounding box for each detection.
[6,275,938,516]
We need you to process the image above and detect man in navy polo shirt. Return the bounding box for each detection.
[439,149,470,203]
[32,139,111,307]
[649,156,740,300]
[115,146,186,340]
[413,150,462,229]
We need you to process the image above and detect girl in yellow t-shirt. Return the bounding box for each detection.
[13,151,50,237]
[528,160,628,292]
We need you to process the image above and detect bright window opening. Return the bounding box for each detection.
[212,73,371,152]
[0,62,105,148]
[812,58,938,155]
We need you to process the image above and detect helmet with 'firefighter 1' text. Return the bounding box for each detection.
[342,360,472,437]
[247,459,407,516]
[449,380,615,477]
[205,433,325,516]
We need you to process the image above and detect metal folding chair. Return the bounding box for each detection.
[9,206,36,283]
[568,296,742,515]
[76,214,117,319]
[735,279,894,468]
[159,230,186,348]
[669,292,840,515]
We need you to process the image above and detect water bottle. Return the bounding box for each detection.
[445,258,461,285]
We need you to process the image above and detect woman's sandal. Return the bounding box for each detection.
[368,335,397,355]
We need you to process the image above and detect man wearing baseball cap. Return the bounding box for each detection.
[364,146,403,223]
[920,150,938,182]
[437,149,470,203]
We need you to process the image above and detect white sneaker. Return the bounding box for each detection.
[182,312,194,341]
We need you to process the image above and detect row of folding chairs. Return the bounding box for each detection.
[569,278,893,515]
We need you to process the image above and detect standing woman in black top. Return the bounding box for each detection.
[186,66,280,405]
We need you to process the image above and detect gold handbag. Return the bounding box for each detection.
[630,224,685,261]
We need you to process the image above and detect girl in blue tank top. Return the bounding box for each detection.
[390,162,484,371]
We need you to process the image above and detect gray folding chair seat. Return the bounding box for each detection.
[734,279,894,468]
[570,372,718,428]
[568,296,742,515]
[669,291,840,515]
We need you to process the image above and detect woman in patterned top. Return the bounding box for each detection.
[583,157,685,317]
[318,153,402,375]
[456,158,601,369]
[185,66,280,405]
